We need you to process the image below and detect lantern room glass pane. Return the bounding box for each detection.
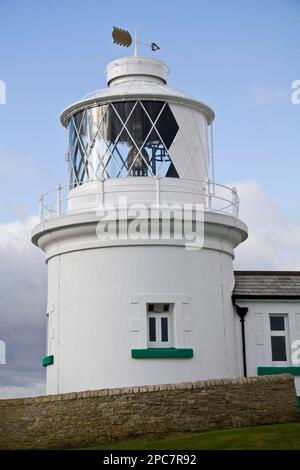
[68,100,179,186]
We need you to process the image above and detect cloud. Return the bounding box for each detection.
[0,382,45,399]
[233,180,300,270]
[0,216,47,398]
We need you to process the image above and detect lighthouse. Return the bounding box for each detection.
[32,52,248,395]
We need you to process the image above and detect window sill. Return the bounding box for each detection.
[131,348,193,359]
[42,355,54,367]
[257,366,300,376]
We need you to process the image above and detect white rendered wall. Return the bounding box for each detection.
[234,300,300,396]
[45,242,241,394]
[45,256,60,394]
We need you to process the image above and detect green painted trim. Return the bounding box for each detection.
[42,355,54,367]
[257,366,300,377]
[131,348,193,359]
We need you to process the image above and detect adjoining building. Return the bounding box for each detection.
[233,271,300,405]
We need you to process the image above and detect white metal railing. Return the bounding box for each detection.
[38,178,239,222]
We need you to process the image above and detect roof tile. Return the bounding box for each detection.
[233,271,300,298]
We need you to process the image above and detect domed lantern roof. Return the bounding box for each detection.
[60,56,214,127]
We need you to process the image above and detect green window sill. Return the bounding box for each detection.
[257,366,300,376]
[131,348,193,359]
[42,355,54,367]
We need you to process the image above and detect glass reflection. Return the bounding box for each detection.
[68,100,179,186]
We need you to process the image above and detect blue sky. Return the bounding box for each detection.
[0,0,299,223]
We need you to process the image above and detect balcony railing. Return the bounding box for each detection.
[38,177,239,222]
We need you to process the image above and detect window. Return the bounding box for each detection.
[270,315,289,363]
[147,303,172,348]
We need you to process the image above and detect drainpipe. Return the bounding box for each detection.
[233,303,248,377]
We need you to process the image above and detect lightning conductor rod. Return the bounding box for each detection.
[134,28,138,56]
[210,122,215,195]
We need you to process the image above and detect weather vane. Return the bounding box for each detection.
[112,27,160,55]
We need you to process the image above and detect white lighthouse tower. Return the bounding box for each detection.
[32,51,248,395]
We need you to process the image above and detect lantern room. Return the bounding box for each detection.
[61,56,215,189]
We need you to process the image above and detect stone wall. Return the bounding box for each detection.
[0,374,299,449]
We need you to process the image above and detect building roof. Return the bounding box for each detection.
[233,271,300,299]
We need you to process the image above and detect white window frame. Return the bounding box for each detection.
[270,314,290,365]
[147,305,172,348]
[130,293,191,350]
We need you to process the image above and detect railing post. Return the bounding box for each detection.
[39,195,44,222]
[205,177,211,211]
[56,183,62,216]
[155,172,161,206]
[101,177,105,205]
[232,187,239,217]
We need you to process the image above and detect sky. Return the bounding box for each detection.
[0,0,300,398]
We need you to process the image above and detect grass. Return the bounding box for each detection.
[84,423,300,450]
